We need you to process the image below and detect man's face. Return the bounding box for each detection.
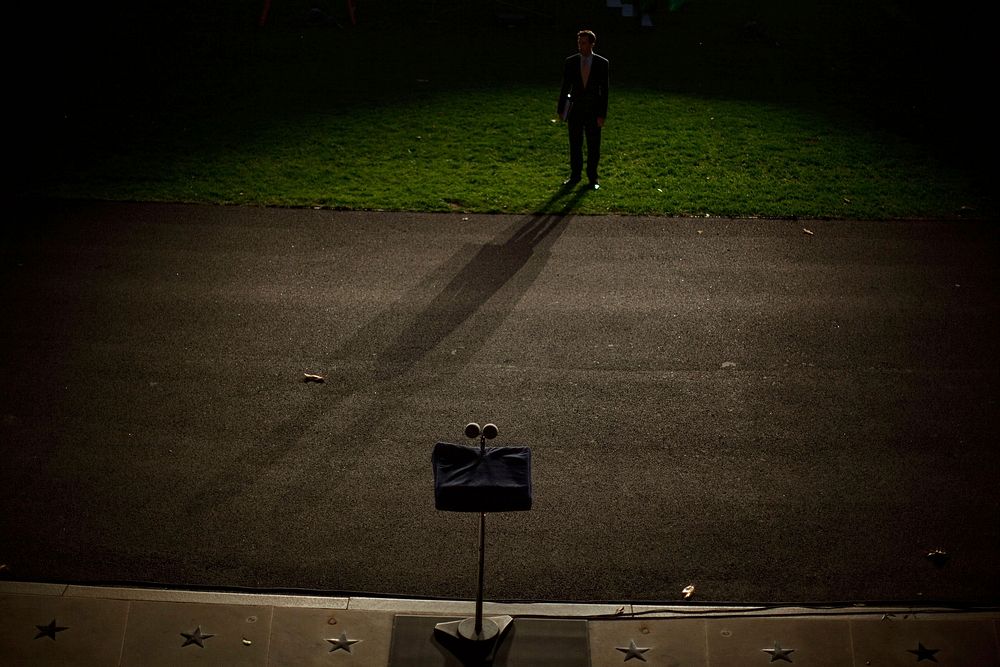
[577,34,594,56]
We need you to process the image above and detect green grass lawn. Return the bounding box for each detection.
[35,87,987,218]
[21,6,993,219]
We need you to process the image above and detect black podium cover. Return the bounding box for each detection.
[432,442,532,512]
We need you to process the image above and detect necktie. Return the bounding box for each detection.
[581,58,590,88]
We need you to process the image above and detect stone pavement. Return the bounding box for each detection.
[1,581,997,666]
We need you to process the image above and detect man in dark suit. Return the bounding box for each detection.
[557,30,609,190]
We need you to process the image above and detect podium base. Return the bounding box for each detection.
[390,615,590,666]
[434,615,513,642]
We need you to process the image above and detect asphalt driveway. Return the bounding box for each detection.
[1,199,997,604]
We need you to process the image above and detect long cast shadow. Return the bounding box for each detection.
[351,186,588,386]
[187,185,589,513]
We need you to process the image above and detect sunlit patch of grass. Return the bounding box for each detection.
[36,87,988,219]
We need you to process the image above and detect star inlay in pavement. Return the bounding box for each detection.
[180,626,214,648]
[327,631,361,653]
[34,619,69,640]
[907,642,940,662]
[615,638,651,662]
[762,641,796,662]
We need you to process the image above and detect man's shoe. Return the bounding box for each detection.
[563,176,581,187]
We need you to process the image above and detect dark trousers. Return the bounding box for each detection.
[568,114,602,182]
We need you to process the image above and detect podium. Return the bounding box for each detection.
[430,423,532,655]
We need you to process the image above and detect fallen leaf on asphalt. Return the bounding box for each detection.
[803,228,814,235]
[303,373,325,383]
[682,585,696,599]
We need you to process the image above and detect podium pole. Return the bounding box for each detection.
[474,430,487,636]
[475,511,486,635]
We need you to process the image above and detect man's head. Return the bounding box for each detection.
[577,30,596,56]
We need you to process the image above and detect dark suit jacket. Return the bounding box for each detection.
[558,53,609,120]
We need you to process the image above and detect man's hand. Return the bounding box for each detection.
[597,117,605,128]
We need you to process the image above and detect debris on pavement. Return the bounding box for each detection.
[682,585,696,600]
[302,373,325,383]
[803,228,815,235]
